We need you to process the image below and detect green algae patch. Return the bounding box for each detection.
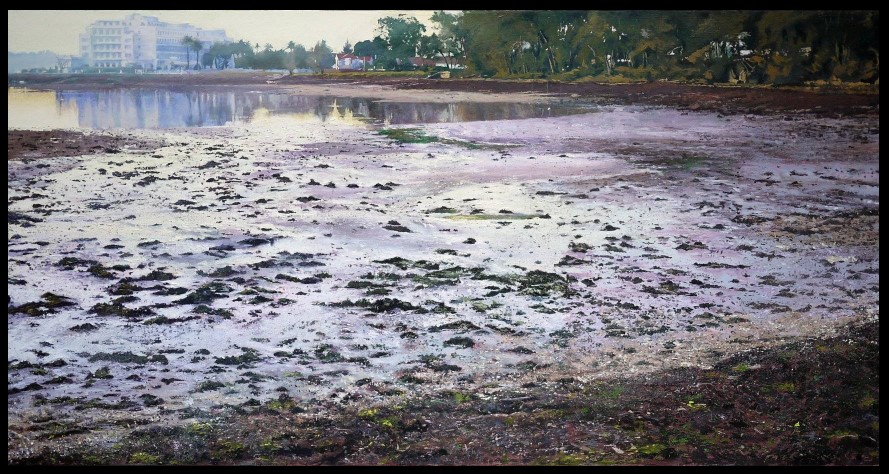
[378,128,439,144]
[378,127,508,150]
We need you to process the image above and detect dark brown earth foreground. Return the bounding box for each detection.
[10,73,879,116]
[10,319,878,465]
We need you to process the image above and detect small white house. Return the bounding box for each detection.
[333,53,373,71]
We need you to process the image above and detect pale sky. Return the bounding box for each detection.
[8,10,443,55]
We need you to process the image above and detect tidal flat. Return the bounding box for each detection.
[7,78,879,464]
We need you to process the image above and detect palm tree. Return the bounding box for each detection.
[287,41,297,54]
[181,36,195,69]
[191,39,204,69]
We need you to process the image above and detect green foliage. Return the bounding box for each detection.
[204,40,254,70]
[180,36,196,70]
[376,15,427,69]
[429,11,465,69]
[308,40,334,72]
[452,10,878,84]
[353,39,377,58]
[202,11,878,84]
[285,43,308,74]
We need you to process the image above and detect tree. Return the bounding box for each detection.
[354,39,385,70]
[810,11,880,83]
[207,42,235,69]
[206,40,254,70]
[191,39,204,70]
[377,15,426,68]
[748,11,814,84]
[252,47,287,70]
[308,40,334,73]
[419,33,443,64]
[284,42,308,74]
[55,55,71,73]
[234,40,254,59]
[429,10,466,69]
[181,35,195,69]
[284,41,298,74]
[460,11,546,76]
[353,40,376,57]
[191,11,877,82]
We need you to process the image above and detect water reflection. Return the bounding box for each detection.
[7,88,80,129]
[8,87,587,130]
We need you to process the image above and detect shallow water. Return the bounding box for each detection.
[8,87,589,130]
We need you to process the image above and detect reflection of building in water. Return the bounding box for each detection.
[69,90,243,128]
[6,89,79,129]
[356,102,370,118]
[79,13,229,69]
[324,99,365,126]
[51,89,576,129]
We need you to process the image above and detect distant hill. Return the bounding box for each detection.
[8,51,60,73]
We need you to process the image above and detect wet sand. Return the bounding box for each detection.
[7,80,879,465]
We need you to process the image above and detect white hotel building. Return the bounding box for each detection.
[79,14,229,69]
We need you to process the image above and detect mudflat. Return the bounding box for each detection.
[7,75,879,465]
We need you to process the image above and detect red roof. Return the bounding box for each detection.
[409,57,437,67]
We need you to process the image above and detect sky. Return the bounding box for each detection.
[8,10,443,55]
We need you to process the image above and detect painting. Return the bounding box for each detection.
[8,10,879,465]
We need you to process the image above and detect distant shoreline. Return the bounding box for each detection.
[8,72,880,117]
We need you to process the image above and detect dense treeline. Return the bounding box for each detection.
[457,11,879,84]
[198,40,333,73]
[197,11,878,85]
